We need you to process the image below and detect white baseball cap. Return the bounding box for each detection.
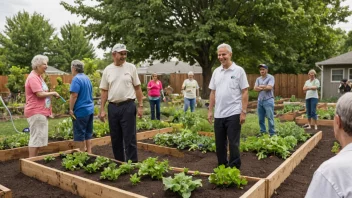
[112,43,129,53]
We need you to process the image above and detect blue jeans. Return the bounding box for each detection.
[184,98,196,112]
[149,98,161,120]
[257,98,275,135]
[306,98,318,120]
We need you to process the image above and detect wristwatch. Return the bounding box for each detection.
[138,105,143,107]
[241,110,247,114]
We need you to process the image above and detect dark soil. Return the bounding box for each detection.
[93,141,287,178]
[38,155,256,198]
[271,125,335,198]
[0,160,79,198]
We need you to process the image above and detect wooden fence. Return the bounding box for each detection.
[0,73,307,98]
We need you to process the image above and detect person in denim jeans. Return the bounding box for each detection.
[254,64,275,136]
[303,69,320,130]
[147,73,165,120]
[182,71,199,112]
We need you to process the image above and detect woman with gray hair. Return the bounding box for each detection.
[303,69,320,130]
[24,55,60,157]
[182,71,200,112]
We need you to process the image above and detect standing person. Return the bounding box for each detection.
[98,43,144,163]
[303,69,320,130]
[182,71,200,112]
[338,79,351,95]
[24,55,60,157]
[305,92,352,198]
[147,73,165,120]
[254,64,275,136]
[69,60,94,153]
[207,43,249,169]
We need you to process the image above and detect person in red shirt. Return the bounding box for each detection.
[147,73,165,120]
[24,55,60,157]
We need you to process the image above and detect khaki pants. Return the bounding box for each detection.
[27,114,48,147]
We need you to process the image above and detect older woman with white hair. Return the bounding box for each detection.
[303,69,320,130]
[24,55,60,157]
[182,71,200,112]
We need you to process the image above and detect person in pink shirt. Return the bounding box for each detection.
[24,55,60,157]
[147,73,165,120]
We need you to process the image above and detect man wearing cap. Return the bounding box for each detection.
[208,43,249,169]
[69,60,94,153]
[254,64,275,136]
[99,43,143,163]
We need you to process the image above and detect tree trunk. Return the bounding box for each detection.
[201,65,213,99]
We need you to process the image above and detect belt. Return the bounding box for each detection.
[109,99,135,106]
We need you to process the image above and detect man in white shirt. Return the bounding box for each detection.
[306,92,352,198]
[207,43,249,169]
[98,43,144,163]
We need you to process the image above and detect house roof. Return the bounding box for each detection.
[316,51,352,66]
[46,66,68,75]
[137,61,202,74]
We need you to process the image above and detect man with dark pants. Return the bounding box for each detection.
[69,60,94,153]
[254,64,275,136]
[208,43,249,169]
[98,43,144,162]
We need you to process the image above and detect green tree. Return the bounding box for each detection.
[0,48,9,75]
[62,0,351,98]
[50,23,96,71]
[6,66,28,94]
[341,30,352,53]
[82,58,101,97]
[0,11,55,70]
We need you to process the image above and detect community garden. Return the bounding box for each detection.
[0,94,340,198]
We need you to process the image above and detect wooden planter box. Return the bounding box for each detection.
[20,150,266,198]
[136,131,322,198]
[295,116,334,126]
[0,128,173,162]
[277,110,305,121]
[0,184,12,198]
[275,98,290,104]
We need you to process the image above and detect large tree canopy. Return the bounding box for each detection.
[61,0,351,97]
[50,23,96,71]
[0,11,55,69]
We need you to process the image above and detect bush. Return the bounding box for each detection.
[6,66,28,94]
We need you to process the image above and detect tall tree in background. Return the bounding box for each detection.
[62,0,351,98]
[0,11,55,69]
[50,23,96,71]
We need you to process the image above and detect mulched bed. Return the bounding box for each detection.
[0,160,79,198]
[37,156,256,198]
[272,125,335,197]
[93,141,289,178]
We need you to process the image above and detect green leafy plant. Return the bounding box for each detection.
[331,142,340,154]
[61,152,90,171]
[208,165,247,188]
[52,77,70,114]
[138,157,169,180]
[289,95,298,102]
[163,172,202,198]
[6,66,28,94]
[100,167,121,181]
[276,121,310,142]
[130,173,141,185]
[317,107,335,120]
[84,156,110,173]
[0,133,29,150]
[193,171,200,176]
[118,160,136,174]
[43,155,55,163]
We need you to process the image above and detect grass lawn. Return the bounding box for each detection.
[0,117,66,137]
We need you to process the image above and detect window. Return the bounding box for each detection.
[349,68,352,81]
[144,75,152,84]
[331,69,344,82]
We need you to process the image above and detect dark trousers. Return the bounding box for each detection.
[108,101,138,162]
[214,114,241,169]
[149,98,160,120]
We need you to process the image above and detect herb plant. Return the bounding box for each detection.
[208,165,247,188]
[130,173,141,185]
[163,172,202,198]
[331,142,340,154]
[43,155,55,163]
[138,157,169,180]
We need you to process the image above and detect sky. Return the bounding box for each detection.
[0,0,351,59]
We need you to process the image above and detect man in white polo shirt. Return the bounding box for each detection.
[208,43,249,169]
[99,43,144,163]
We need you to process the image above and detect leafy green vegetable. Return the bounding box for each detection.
[138,157,169,180]
[43,155,55,163]
[130,173,141,185]
[331,142,340,154]
[0,133,29,150]
[208,165,247,188]
[61,152,90,171]
[163,172,202,198]
[100,167,121,181]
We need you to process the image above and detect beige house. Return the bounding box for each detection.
[316,51,352,98]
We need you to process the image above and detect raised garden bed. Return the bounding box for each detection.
[276,110,305,121]
[0,127,173,162]
[20,150,265,198]
[0,184,11,198]
[295,115,333,126]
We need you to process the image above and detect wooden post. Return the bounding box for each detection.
[0,184,12,198]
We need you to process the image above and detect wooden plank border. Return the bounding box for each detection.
[240,179,266,198]
[20,151,146,198]
[266,131,323,197]
[137,142,184,157]
[0,184,12,198]
[295,116,334,126]
[0,127,173,162]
